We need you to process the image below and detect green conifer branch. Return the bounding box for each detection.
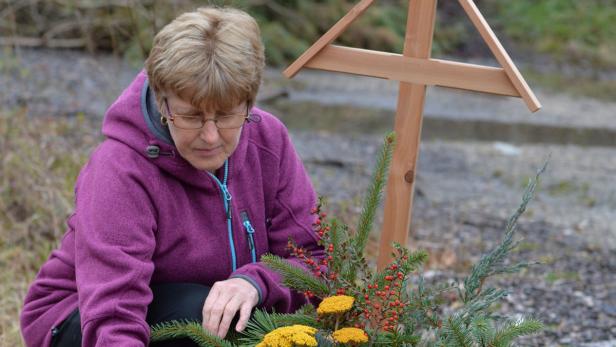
[150,320,234,347]
[469,316,492,345]
[238,308,322,346]
[441,315,473,347]
[463,160,547,303]
[270,312,320,328]
[489,318,543,347]
[237,309,277,347]
[463,288,507,318]
[261,254,329,296]
[352,132,395,258]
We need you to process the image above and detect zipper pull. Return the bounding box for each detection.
[221,184,232,219]
[241,211,257,259]
[221,184,232,202]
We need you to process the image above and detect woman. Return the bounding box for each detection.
[20,6,323,347]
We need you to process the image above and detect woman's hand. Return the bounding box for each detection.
[202,278,259,338]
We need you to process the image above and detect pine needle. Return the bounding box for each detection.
[260,254,329,296]
[354,132,395,255]
[150,320,233,347]
[463,160,548,302]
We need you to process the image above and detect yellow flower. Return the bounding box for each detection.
[332,327,369,344]
[256,325,318,347]
[317,295,355,315]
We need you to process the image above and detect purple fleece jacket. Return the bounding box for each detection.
[20,71,323,346]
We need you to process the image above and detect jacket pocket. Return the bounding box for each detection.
[240,211,257,263]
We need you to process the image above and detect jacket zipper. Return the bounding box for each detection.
[240,211,257,263]
[207,160,237,272]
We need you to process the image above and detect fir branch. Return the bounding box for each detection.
[463,160,547,302]
[469,316,492,346]
[150,320,233,347]
[372,330,420,346]
[404,278,453,331]
[261,253,329,296]
[237,309,277,347]
[270,312,320,328]
[397,244,429,273]
[352,132,395,259]
[489,318,543,347]
[238,308,323,346]
[459,287,508,320]
[344,241,372,285]
[441,315,473,347]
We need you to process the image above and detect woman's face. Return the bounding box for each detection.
[163,94,246,172]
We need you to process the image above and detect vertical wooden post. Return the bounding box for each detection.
[377,0,438,270]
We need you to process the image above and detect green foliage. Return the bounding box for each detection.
[0,109,99,346]
[491,0,616,67]
[235,309,277,347]
[260,254,330,297]
[150,320,233,347]
[462,161,547,304]
[354,133,395,255]
[236,307,321,347]
[490,318,543,347]
[349,132,395,281]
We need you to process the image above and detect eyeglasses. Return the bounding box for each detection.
[163,98,250,130]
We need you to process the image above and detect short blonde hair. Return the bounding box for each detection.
[145,7,265,112]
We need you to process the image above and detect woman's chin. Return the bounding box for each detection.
[187,154,226,173]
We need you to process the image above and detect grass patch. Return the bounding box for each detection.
[545,271,580,284]
[524,68,616,102]
[493,0,616,69]
[0,108,99,346]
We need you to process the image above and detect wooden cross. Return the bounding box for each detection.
[283,0,541,269]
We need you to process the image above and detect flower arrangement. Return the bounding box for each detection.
[151,133,544,346]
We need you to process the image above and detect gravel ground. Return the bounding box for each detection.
[2,47,615,346]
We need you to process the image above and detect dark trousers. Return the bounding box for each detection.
[51,282,222,347]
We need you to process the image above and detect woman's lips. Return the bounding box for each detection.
[193,146,222,157]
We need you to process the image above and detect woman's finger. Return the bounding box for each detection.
[217,298,242,338]
[202,285,221,333]
[235,301,253,332]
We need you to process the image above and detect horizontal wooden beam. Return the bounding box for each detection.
[305,44,519,97]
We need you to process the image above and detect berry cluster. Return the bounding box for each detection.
[353,258,411,333]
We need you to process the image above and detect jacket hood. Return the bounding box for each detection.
[101,70,253,189]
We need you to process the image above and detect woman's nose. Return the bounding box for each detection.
[199,119,220,143]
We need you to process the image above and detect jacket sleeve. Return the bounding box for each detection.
[231,125,324,313]
[73,146,157,346]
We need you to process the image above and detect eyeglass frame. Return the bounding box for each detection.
[163,97,251,130]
